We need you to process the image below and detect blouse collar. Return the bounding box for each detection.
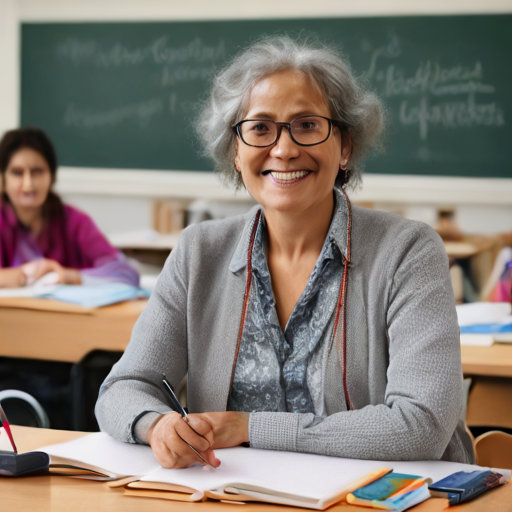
[229,187,350,274]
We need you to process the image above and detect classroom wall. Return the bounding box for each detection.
[1,0,511,235]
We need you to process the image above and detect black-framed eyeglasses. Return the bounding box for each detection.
[232,115,345,148]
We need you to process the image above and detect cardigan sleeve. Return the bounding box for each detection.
[248,223,469,462]
[95,228,191,443]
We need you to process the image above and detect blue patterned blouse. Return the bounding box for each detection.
[227,189,349,415]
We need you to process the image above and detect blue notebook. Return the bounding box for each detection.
[460,321,512,334]
[35,283,150,309]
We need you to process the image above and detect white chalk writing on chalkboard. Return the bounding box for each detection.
[160,65,216,87]
[400,94,504,141]
[64,98,163,129]
[57,37,226,67]
[382,61,494,97]
[363,36,505,142]
[57,32,506,146]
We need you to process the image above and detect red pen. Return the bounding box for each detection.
[0,403,18,453]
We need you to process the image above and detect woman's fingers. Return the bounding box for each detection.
[32,259,52,280]
[183,415,215,444]
[152,430,199,469]
[203,448,221,468]
[148,412,216,469]
[174,419,210,453]
[30,259,60,281]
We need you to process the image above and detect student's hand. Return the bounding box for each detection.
[21,259,82,285]
[190,411,250,450]
[0,267,26,288]
[147,412,221,469]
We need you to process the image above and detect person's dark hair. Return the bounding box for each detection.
[0,126,63,220]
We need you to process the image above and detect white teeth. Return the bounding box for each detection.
[269,171,309,181]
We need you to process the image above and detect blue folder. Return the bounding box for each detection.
[35,283,150,309]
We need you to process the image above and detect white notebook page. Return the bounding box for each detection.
[38,433,500,500]
[39,432,160,476]
[138,447,486,500]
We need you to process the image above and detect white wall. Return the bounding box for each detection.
[0,0,19,136]
[1,0,511,235]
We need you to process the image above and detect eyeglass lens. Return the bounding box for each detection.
[239,116,330,147]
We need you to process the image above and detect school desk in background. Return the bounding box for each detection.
[457,302,512,346]
[0,291,148,431]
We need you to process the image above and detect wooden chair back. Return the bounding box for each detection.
[474,430,512,470]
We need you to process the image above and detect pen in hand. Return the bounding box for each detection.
[161,378,215,469]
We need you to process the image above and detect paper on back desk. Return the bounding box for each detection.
[138,447,487,500]
[456,302,512,327]
[39,432,160,476]
[0,283,147,308]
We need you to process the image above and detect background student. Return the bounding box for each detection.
[0,126,139,288]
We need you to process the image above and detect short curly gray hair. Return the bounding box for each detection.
[196,35,386,190]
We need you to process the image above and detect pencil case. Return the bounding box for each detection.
[0,450,50,476]
[428,470,507,505]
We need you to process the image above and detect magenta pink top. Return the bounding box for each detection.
[0,201,139,286]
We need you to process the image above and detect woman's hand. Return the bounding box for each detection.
[0,267,26,288]
[21,259,82,285]
[190,411,250,449]
[146,412,221,469]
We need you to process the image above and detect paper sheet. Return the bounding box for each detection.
[460,334,495,346]
[456,302,511,327]
[0,283,58,298]
[39,432,160,477]
[138,447,488,500]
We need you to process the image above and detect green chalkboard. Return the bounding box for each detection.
[21,15,512,178]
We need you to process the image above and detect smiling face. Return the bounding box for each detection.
[3,147,52,212]
[234,69,350,216]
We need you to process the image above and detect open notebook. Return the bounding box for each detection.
[37,432,509,510]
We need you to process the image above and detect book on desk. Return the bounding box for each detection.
[457,302,512,346]
[29,432,510,510]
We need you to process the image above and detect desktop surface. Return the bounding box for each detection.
[0,426,510,512]
[0,299,147,363]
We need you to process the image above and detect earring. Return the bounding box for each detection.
[339,166,351,187]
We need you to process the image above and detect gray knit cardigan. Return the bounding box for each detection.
[95,200,474,464]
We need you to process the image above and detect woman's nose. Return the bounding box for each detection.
[21,171,33,190]
[270,127,301,160]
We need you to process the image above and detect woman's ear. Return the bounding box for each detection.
[339,132,353,169]
[234,153,241,173]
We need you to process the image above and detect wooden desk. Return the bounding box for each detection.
[462,343,512,430]
[0,299,147,363]
[1,426,510,512]
[461,343,512,378]
[2,293,509,375]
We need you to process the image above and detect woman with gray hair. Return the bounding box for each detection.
[96,36,474,468]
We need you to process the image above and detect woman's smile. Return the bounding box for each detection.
[263,169,312,185]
